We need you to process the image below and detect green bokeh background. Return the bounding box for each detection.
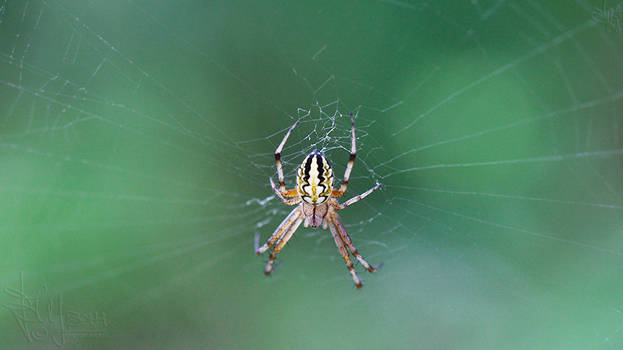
[1,0,623,349]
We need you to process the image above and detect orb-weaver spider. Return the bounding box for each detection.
[255,113,382,288]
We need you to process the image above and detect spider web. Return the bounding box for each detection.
[1,0,623,349]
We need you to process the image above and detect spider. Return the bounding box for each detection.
[255,113,382,288]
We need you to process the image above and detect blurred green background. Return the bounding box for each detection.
[1,0,623,349]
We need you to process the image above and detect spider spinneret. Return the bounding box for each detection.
[254,113,382,288]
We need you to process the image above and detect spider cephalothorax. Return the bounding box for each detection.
[255,113,382,288]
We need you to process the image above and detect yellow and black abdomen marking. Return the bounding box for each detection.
[297,150,333,205]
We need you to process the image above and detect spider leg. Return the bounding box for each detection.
[327,216,362,288]
[332,112,356,198]
[255,206,301,255]
[270,177,301,205]
[282,188,299,197]
[330,211,381,273]
[274,120,300,193]
[330,183,382,210]
[264,215,304,275]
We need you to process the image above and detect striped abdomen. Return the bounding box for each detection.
[297,150,333,205]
